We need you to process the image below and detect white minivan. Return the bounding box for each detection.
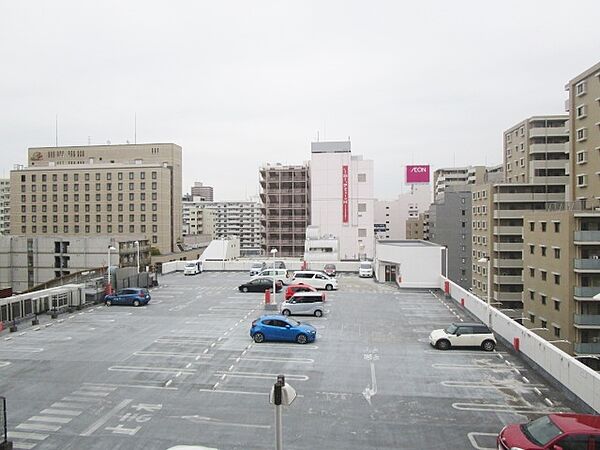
[359,261,373,278]
[291,271,338,291]
[253,268,290,285]
[184,260,203,275]
[280,291,326,317]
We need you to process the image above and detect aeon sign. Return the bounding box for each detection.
[406,165,430,184]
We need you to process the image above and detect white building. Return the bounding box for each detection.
[182,198,215,237]
[0,179,9,235]
[310,141,374,260]
[375,184,432,240]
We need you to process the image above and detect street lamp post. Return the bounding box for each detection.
[107,245,117,294]
[135,241,140,273]
[478,256,492,330]
[271,248,278,303]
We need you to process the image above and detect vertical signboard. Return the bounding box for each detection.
[406,165,430,184]
[342,165,349,223]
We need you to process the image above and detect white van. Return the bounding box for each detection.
[184,261,202,275]
[358,261,373,278]
[253,268,290,285]
[291,271,338,291]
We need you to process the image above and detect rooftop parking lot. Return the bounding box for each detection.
[0,272,583,450]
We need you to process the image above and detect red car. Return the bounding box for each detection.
[284,284,318,300]
[497,413,600,449]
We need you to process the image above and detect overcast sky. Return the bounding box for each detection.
[1,1,599,201]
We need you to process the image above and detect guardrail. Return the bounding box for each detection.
[441,275,600,413]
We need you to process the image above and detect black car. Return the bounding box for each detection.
[239,277,283,293]
[323,264,336,277]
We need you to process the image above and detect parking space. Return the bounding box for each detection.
[0,271,582,450]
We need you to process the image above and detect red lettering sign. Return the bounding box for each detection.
[342,165,349,223]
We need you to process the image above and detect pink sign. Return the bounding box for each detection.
[342,165,349,223]
[406,165,430,184]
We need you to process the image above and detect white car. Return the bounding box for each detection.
[429,323,496,351]
[291,271,338,291]
[252,268,290,285]
[183,261,202,275]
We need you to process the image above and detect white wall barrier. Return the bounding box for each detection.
[441,275,600,413]
[161,260,361,274]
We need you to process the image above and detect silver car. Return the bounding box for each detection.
[279,292,326,317]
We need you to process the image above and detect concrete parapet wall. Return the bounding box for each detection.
[441,275,600,413]
[161,260,361,274]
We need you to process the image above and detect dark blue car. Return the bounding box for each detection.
[105,288,151,307]
[250,314,317,344]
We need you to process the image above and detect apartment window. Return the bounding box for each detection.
[152,214,157,222]
[577,174,587,187]
[118,225,123,233]
[576,104,587,119]
[575,80,586,96]
[152,225,158,233]
[129,172,134,180]
[140,172,145,180]
[140,182,145,190]
[152,171,157,180]
[554,299,560,311]
[529,245,535,255]
[529,313,535,324]
[554,248,560,259]
[118,193,123,201]
[541,271,547,281]
[553,274,560,285]
[529,268,535,278]
[357,173,366,182]
[141,225,146,233]
[107,225,112,233]
[152,182,157,190]
[576,151,587,164]
[529,222,535,232]
[529,290,535,300]
[541,246,547,256]
[553,222,560,233]
[152,236,158,244]
[141,193,146,201]
[129,225,135,233]
[106,173,112,180]
[358,203,367,213]
[541,295,547,305]
[129,182,134,190]
[118,172,123,180]
[129,214,135,222]
[118,183,123,191]
[519,158,525,167]
[152,193,157,201]
[553,326,560,338]
[118,215,123,223]
[541,222,547,232]
[576,128,587,142]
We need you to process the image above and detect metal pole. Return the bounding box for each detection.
[275,404,283,450]
[136,241,140,273]
[107,247,111,294]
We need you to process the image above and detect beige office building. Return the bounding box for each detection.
[405,212,429,240]
[260,164,310,257]
[503,116,569,185]
[0,179,9,235]
[11,143,182,255]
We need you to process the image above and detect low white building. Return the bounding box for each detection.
[374,240,444,288]
[310,140,374,260]
[303,226,339,261]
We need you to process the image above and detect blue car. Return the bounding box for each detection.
[105,288,151,307]
[250,315,317,344]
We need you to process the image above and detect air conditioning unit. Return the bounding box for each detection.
[593,255,599,260]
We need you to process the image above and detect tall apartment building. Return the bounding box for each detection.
[433,165,502,202]
[374,184,431,240]
[429,187,472,289]
[405,212,429,240]
[190,182,214,201]
[519,61,600,356]
[182,200,216,237]
[11,143,182,255]
[0,179,9,235]
[259,164,310,257]
[0,235,149,293]
[503,116,569,185]
[198,201,262,256]
[310,141,374,260]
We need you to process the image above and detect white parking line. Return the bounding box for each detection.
[40,409,81,416]
[452,402,557,414]
[7,431,49,441]
[51,402,84,409]
[134,351,212,359]
[467,432,497,450]
[233,356,314,364]
[214,371,309,381]
[29,416,72,424]
[16,423,60,432]
[108,365,196,375]
[70,391,110,397]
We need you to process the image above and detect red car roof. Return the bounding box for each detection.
[550,414,600,433]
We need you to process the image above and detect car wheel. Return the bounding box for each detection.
[325,284,333,291]
[133,300,140,307]
[482,340,496,352]
[314,309,323,317]
[282,309,291,316]
[253,332,265,343]
[296,334,308,344]
[105,300,112,306]
[436,339,450,350]
[242,287,249,293]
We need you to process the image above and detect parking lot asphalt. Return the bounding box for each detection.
[0,272,582,450]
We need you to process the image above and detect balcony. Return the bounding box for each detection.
[575,231,600,243]
[493,210,526,219]
[574,342,600,354]
[530,176,570,185]
[530,160,568,171]
[574,314,600,327]
[574,286,600,299]
[493,192,565,202]
[493,275,523,284]
[529,143,568,154]
[494,226,523,235]
[529,127,568,138]
[493,259,523,268]
[494,291,523,301]
[574,259,600,271]
[493,242,523,252]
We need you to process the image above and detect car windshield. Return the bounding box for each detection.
[325,265,334,269]
[251,263,262,268]
[521,416,563,446]
[185,263,195,267]
[286,318,301,327]
[445,324,458,334]
[360,263,371,269]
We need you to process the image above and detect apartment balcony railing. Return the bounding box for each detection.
[574,314,600,327]
[574,286,600,298]
[493,275,523,284]
[574,259,600,271]
[574,342,600,354]
[493,242,523,252]
[529,127,568,138]
[493,226,523,235]
[493,192,565,202]
[529,143,569,154]
[575,231,600,243]
[493,259,523,268]
[494,291,523,301]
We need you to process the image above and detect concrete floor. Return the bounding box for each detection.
[0,272,581,450]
